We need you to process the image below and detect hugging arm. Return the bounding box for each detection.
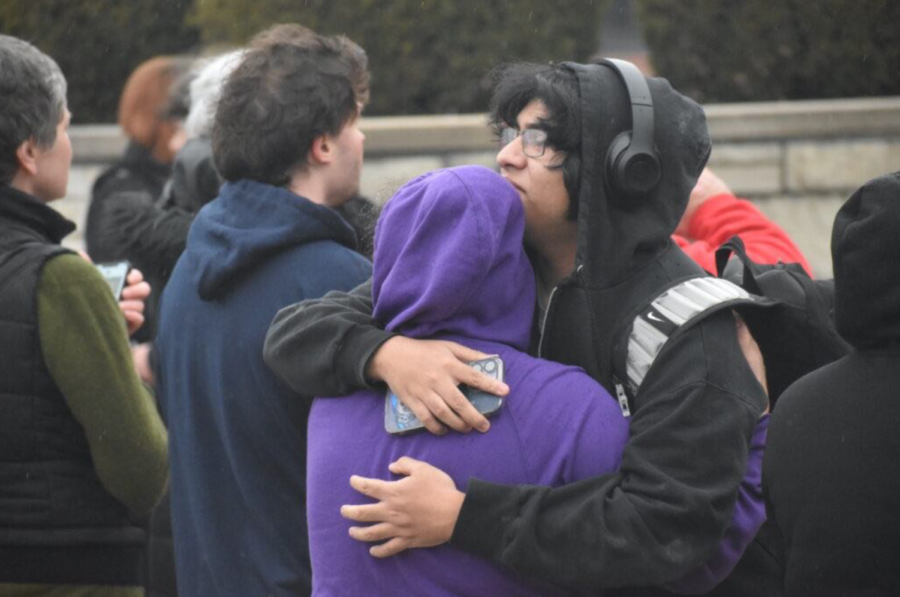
[264,280,502,432]
[345,310,766,592]
[449,311,764,590]
[264,279,391,397]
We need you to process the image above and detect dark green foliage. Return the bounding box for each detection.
[0,0,200,123]
[188,0,607,116]
[637,0,900,103]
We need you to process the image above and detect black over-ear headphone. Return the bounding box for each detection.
[599,58,662,198]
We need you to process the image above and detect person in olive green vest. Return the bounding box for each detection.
[0,34,168,597]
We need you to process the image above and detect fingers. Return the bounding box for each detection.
[349,475,394,500]
[121,280,151,301]
[123,311,145,336]
[118,299,145,314]
[400,393,448,436]
[341,502,389,523]
[451,358,509,397]
[347,523,411,557]
[443,341,490,363]
[126,268,144,285]
[433,381,488,433]
[388,456,423,476]
[417,389,471,434]
[370,537,410,558]
[348,522,395,543]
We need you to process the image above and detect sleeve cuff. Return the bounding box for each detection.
[342,326,398,390]
[450,478,522,562]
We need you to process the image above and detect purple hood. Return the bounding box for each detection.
[372,165,535,351]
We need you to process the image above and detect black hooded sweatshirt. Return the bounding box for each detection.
[762,171,900,597]
[263,64,767,593]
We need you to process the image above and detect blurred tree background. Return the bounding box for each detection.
[0,0,200,123]
[1,0,896,123]
[638,0,900,103]
[187,0,607,115]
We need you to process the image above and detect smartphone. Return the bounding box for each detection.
[384,355,505,435]
[95,261,130,300]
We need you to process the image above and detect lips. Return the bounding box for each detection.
[503,177,525,194]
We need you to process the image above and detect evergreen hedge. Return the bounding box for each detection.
[637,0,900,103]
[4,1,894,123]
[0,0,199,123]
[188,0,607,116]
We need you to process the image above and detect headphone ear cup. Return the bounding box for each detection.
[605,132,634,196]
[606,131,662,198]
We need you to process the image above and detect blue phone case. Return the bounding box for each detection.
[384,355,505,435]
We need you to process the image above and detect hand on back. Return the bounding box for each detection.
[366,336,509,435]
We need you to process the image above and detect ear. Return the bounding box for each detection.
[15,138,40,176]
[308,133,335,167]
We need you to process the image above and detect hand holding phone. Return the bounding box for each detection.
[385,355,505,435]
[95,261,130,299]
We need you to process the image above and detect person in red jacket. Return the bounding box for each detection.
[675,167,811,276]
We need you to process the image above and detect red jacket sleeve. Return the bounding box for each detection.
[673,193,812,276]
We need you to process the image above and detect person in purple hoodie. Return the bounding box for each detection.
[307,165,627,596]
[305,165,766,596]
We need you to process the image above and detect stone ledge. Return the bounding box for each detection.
[71,96,900,163]
[705,97,900,141]
[786,140,900,193]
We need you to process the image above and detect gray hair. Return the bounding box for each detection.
[0,35,67,184]
[183,50,245,140]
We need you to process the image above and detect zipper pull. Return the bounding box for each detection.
[615,381,632,418]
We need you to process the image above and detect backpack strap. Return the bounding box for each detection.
[614,276,757,416]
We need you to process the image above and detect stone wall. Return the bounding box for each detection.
[60,96,900,277]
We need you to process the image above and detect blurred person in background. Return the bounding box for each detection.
[763,170,900,597]
[0,34,167,597]
[84,54,193,313]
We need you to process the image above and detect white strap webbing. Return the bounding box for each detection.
[625,277,751,395]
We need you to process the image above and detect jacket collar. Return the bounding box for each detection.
[0,184,76,244]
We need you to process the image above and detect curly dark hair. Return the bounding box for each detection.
[212,24,369,186]
[490,62,582,219]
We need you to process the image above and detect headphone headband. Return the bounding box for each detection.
[598,58,662,198]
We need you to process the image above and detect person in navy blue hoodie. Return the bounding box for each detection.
[154,24,372,597]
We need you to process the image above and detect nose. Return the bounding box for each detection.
[496,136,526,171]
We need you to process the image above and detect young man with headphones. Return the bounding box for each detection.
[265,60,782,594]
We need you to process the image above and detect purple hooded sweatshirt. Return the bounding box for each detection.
[307,166,629,596]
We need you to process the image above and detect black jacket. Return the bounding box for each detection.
[263,64,766,593]
[763,171,900,597]
[85,141,172,264]
[0,185,145,585]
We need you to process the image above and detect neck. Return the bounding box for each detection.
[8,175,48,204]
[531,238,576,291]
[286,173,329,206]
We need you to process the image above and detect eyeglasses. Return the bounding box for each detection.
[499,126,549,158]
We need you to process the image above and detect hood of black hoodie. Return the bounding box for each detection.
[564,62,711,288]
[537,63,712,390]
[185,179,357,301]
[831,170,900,350]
